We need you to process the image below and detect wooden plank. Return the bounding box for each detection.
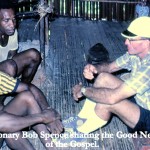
[54,0,60,15]
[66,0,72,16]
[108,2,112,21]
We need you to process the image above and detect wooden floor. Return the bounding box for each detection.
[2,17,149,150]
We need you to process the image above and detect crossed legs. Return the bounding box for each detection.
[2,91,56,150]
[0,48,42,84]
[0,49,63,149]
[0,48,41,105]
[0,50,63,134]
[74,72,140,133]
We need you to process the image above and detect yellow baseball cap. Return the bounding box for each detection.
[121,17,150,39]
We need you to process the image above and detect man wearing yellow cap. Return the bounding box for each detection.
[63,16,150,135]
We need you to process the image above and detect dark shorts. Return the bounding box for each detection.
[127,97,150,133]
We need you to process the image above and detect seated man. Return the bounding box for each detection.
[135,0,149,18]
[0,67,63,150]
[64,16,150,135]
[0,1,63,149]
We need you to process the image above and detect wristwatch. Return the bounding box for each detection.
[81,86,86,95]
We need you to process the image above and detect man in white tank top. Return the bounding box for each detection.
[0,1,63,149]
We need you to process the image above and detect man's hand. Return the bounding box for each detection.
[42,108,61,124]
[83,64,98,80]
[42,108,64,134]
[72,83,84,101]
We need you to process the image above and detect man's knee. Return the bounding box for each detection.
[94,72,110,87]
[95,104,111,120]
[17,91,36,106]
[94,72,122,88]
[27,48,42,63]
[0,60,17,77]
[0,111,11,132]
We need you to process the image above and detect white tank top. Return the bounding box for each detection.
[0,30,18,62]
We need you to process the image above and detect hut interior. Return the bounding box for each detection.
[1,0,150,150]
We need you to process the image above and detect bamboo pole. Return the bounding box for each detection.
[40,0,45,68]
[45,15,49,46]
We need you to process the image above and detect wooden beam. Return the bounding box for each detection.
[80,0,139,4]
[16,11,39,18]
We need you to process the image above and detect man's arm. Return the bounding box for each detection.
[0,109,59,133]
[83,61,121,80]
[96,61,121,74]
[7,30,18,59]
[81,83,136,104]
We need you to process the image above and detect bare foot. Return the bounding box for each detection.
[42,108,64,133]
[47,120,64,134]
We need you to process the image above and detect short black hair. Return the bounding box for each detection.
[87,43,110,65]
[0,0,16,9]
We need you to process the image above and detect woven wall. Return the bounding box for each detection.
[17,0,139,21]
